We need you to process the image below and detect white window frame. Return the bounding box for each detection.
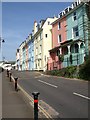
[72,26,79,38]
[72,11,77,21]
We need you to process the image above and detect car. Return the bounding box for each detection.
[3,64,12,70]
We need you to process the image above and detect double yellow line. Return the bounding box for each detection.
[11,76,53,119]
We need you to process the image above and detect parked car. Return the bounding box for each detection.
[3,64,12,70]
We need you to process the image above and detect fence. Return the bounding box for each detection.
[47,53,85,71]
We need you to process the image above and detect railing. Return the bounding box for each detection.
[47,53,85,70]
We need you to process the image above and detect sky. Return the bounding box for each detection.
[2,2,72,61]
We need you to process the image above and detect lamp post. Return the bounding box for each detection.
[0,37,5,61]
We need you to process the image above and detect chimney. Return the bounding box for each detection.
[34,20,37,34]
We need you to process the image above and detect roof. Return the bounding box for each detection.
[51,2,84,25]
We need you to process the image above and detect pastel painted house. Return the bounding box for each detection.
[27,34,34,70]
[48,14,67,70]
[33,17,57,71]
[22,41,26,70]
[63,2,89,67]
[48,1,89,70]
[16,49,20,70]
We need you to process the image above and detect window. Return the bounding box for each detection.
[40,45,42,53]
[75,44,79,53]
[45,34,47,38]
[56,50,60,56]
[38,60,39,66]
[48,21,50,25]
[58,22,61,30]
[73,26,79,38]
[45,55,46,61]
[73,11,77,21]
[58,34,62,43]
[36,64,37,69]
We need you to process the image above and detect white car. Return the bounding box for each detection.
[3,64,12,70]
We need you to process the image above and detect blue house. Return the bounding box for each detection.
[28,34,34,70]
[61,2,89,67]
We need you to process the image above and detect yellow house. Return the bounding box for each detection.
[33,17,57,71]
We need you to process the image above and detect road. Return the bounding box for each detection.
[12,70,89,118]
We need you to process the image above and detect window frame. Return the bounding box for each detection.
[72,26,79,38]
[72,11,77,21]
[45,34,47,38]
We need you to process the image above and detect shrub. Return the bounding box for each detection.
[79,57,90,80]
[46,66,77,78]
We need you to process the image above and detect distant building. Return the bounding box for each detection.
[27,34,34,70]
[16,49,19,70]
[19,42,24,71]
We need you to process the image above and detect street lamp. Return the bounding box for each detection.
[0,37,5,61]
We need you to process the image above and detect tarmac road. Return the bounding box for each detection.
[12,70,89,118]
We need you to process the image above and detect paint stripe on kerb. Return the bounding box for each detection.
[38,79,58,88]
[73,92,90,100]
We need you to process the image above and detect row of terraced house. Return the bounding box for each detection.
[16,0,90,72]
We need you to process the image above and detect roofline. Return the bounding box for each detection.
[51,2,84,25]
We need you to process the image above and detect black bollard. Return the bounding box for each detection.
[9,72,12,82]
[32,92,40,120]
[7,69,9,77]
[2,68,4,72]
[14,77,18,91]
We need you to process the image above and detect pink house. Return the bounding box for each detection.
[48,16,67,70]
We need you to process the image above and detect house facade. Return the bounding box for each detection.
[33,17,57,71]
[16,49,19,70]
[16,0,90,71]
[48,1,89,70]
[48,15,67,70]
[22,41,26,70]
[28,34,34,70]
[19,42,24,71]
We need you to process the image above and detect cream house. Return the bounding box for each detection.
[33,17,57,71]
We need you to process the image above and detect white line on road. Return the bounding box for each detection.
[38,80,58,88]
[73,92,90,100]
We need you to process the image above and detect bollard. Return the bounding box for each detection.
[14,77,18,91]
[2,68,4,72]
[32,92,40,120]
[7,69,9,77]
[9,72,12,82]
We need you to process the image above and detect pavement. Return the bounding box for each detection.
[2,70,34,119]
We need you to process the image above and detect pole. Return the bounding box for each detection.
[0,37,2,61]
[14,77,18,91]
[9,72,12,82]
[32,92,40,120]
